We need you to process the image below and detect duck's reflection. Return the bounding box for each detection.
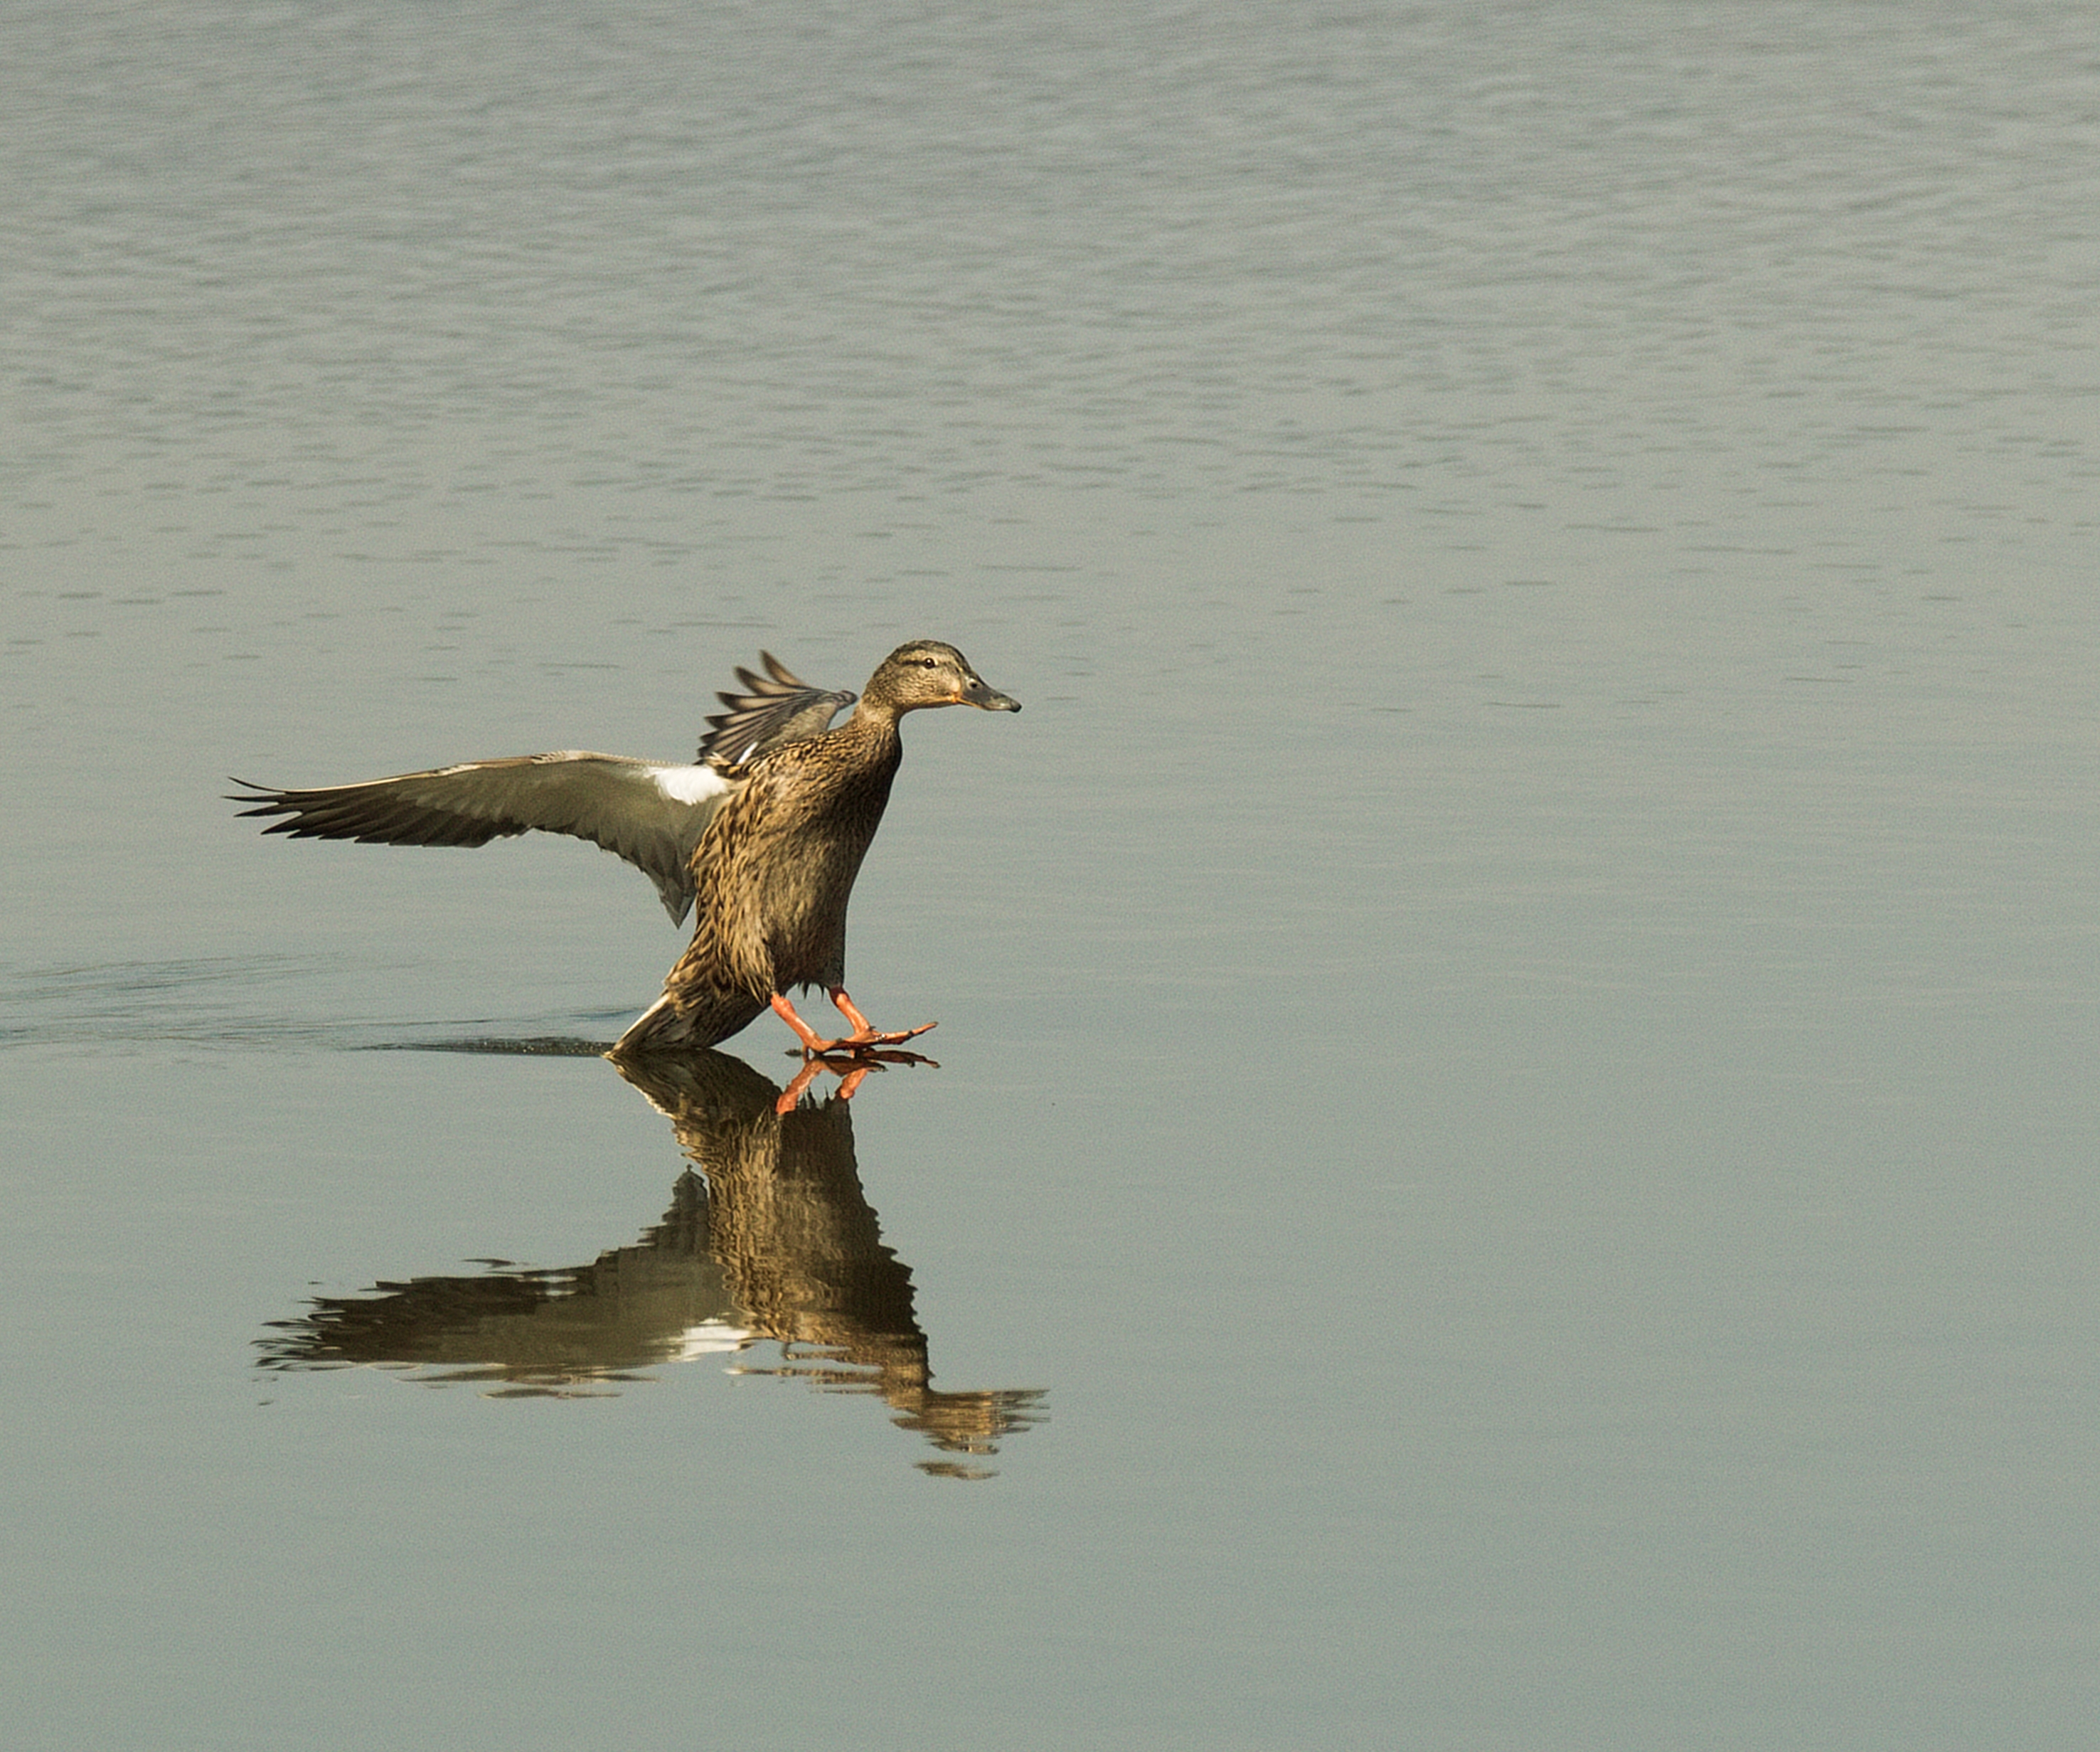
[257,1048,1045,1475]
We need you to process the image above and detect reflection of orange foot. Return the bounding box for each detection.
[839,1046,939,1070]
[775,1046,940,1114]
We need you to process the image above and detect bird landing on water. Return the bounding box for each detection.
[231,640,1020,1061]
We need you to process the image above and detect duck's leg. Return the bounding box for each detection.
[828,987,938,1049]
[769,992,838,1053]
[767,989,937,1055]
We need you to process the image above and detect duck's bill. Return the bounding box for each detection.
[962,679,1022,712]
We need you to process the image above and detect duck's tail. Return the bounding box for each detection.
[612,984,768,1055]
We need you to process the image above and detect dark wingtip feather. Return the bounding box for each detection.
[225,776,521,847]
[696,653,854,769]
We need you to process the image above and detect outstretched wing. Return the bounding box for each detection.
[229,753,732,925]
[698,651,855,770]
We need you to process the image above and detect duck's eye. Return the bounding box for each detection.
[918,657,938,669]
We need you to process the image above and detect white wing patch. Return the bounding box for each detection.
[651,764,734,806]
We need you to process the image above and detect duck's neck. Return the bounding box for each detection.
[843,695,908,739]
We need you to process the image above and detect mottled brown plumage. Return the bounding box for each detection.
[616,640,1020,1055]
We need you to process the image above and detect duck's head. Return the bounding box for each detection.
[865,640,1022,716]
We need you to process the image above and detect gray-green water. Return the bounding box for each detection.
[6,3,2098,1746]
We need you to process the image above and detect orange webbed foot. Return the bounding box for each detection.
[769,989,939,1058]
[823,987,937,1052]
[826,1019,939,1052]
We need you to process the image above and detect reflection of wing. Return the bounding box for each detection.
[230,753,732,925]
[697,651,856,770]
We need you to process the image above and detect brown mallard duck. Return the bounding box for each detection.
[232,641,1020,1054]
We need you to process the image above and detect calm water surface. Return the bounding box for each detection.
[4,3,2098,1748]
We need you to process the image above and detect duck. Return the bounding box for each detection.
[232,641,1020,1055]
